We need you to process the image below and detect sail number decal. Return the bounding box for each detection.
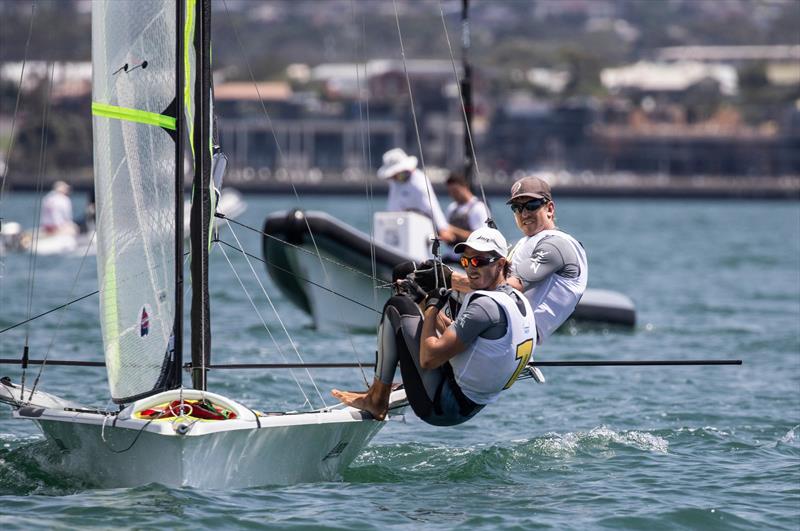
[504,338,533,389]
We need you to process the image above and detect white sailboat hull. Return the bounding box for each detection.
[4,386,406,489]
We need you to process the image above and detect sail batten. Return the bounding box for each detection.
[92,0,180,403]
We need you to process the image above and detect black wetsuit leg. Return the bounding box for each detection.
[378,295,483,426]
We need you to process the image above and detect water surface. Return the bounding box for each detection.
[1,193,798,529]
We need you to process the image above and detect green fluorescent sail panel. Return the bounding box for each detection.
[91,102,176,130]
[92,0,178,403]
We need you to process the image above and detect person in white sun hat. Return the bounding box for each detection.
[377,147,454,243]
[332,226,535,426]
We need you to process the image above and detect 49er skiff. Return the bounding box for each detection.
[0,0,406,489]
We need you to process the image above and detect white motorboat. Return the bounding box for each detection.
[262,209,637,331]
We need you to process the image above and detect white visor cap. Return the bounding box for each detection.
[453,226,508,256]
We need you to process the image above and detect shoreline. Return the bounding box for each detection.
[5,175,799,200]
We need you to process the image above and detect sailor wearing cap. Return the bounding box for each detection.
[377,148,454,243]
[40,180,77,235]
[332,226,535,426]
[503,176,588,344]
[441,176,587,345]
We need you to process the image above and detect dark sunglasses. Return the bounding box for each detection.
[510,198,548,214]
[460,255,501,268]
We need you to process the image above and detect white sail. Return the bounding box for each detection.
[91,0,179,403]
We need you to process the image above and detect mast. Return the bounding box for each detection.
[191,0,212,390]
[172,0,185,389]
[461,0,474,187]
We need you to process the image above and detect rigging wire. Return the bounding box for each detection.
[221,0,372,395]
[0,2,37,314]
[437,0,492,225]
[0,239,382,339]
[221,214,381,283]
[28,231,97,401]
[350,0,379,316]
[20,61,56,400]
[222,218,328,409]
[220,0,330,284]
[391,0,443,289]
[0,2,35,208]
[216,238,384,313]
[0,289,98,336]
[216,240,316,410]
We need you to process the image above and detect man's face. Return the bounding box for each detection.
[461,248,504,290]
[510,197,555,237]
[447,183,469,203]
[392,171,411,183]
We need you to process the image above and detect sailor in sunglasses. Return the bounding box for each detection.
[501,176,588,345]
[436,176,587,348]
[332,227,535,426]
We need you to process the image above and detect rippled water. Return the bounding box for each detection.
[1,193,798,529]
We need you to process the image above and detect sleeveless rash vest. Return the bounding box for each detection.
[449,288,536,405]
[509,229,588,344]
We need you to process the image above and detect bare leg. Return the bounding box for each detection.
[332,378,392,420]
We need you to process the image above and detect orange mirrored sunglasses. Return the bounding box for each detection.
[460,255,501,268]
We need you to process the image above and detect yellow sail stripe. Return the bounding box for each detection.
[184,0,197,156]
[91,102,176,130]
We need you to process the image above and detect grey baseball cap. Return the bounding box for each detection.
[506,176,552,204]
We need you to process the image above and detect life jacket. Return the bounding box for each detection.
[449,287,536,404]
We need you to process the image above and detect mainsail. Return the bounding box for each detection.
[91,0,181,403]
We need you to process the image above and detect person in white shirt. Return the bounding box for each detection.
[40,181,77,235]
[444,171,490,247]
[377,148,454,243]
[332,227,535,426]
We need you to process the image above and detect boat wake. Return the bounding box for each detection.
[346,426,669,483]
[0,436,90,495]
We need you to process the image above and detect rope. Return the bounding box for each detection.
[101,414,155,454]
[437,0,493,225]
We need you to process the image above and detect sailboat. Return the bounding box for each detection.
[0,0,405,489]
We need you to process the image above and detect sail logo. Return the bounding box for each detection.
[140,306,151,337]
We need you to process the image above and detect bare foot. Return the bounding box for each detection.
[332,384,390,421]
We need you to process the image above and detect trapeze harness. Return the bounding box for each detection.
[377,286,534,426]
[447,197,486,244]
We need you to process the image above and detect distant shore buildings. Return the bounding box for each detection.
[1,44,798,191]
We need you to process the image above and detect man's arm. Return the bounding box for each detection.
[512,238,578,290]
[420,306,466,369]
[448,225,472,242]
